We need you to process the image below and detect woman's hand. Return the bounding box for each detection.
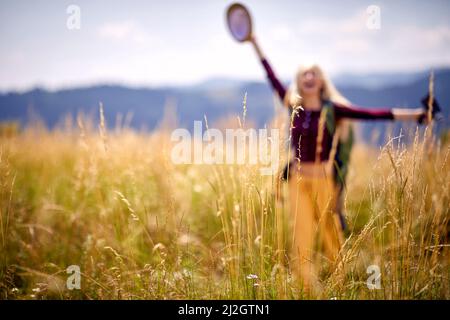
[392,108,427,122]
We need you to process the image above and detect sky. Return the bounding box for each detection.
[0,0,449,91]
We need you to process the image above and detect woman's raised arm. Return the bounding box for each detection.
[250,36,287,102]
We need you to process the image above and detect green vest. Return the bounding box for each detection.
[322,100,354,188]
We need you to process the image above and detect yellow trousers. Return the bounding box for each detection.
[288,171,344,290]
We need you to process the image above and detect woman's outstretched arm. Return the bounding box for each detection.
[334,103,426,122]
[250,36,287,102]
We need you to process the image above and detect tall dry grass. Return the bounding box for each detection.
[0,111,448,299]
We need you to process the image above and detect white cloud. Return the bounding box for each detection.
[278,9,450,73]
[335,38,371,54]
[97,21,150,44]
[393,25,450,51]
[269,24,294,42]
[297,10,368,36]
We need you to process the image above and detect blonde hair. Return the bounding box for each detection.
[285,64,350,108]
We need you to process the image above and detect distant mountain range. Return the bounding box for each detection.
[0,68,449,143]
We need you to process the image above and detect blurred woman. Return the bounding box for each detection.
[250,36,427,291]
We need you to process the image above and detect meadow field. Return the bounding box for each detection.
[0,111,449,300]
